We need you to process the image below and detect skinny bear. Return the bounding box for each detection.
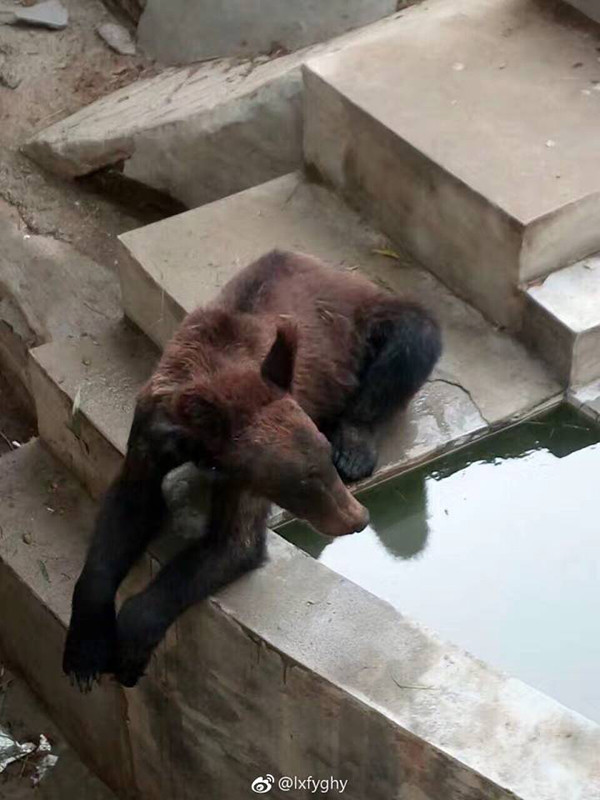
[64,250,441,689]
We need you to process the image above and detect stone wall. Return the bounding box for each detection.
[137,0,397,64]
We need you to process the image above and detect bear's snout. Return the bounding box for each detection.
[318,491,370,538]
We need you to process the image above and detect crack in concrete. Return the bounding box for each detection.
[0,187,38,235]
[428,377,490,426]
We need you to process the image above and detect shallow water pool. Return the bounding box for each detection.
[280,405,600,723]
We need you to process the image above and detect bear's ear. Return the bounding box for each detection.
[261,322,297,392]
[174,385,230,450]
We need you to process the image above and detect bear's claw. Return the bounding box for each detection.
[63,631,117,692]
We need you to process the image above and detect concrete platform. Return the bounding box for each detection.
[29,320,158,499]
[119,171,560,486]
[523,252,600,386]
[303,0,600,328]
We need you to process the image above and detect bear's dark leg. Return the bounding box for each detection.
[114,486,269,687]
[332,302,441,482]
[63,405,198,691]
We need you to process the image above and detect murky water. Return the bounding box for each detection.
[281,406,600,723]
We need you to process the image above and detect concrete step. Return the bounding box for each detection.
[29,320,159,499]
[0,440,134,798]
[0,196,121,411]
[522,252,600,387]
[118,171,561,486]
[303,0,600,329]
[24,56,305,210]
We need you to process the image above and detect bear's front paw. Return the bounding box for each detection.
[330,422,377,483]
[114,598,158,688]
[63,612,117,693]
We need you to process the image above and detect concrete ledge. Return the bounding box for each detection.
[126,531,600,800]
[3,429,598,799]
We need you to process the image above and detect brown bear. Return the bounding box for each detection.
[64,250,441,689]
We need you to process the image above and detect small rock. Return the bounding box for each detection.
[452,62,465,72]
[22,532,32,544]
[545,139,556,148]
[97,22,136,56]
[8,0,68,30]
[0,60,21,89]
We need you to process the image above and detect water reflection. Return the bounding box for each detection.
[280,405,600,723]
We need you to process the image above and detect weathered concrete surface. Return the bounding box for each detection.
[0,197,121,401]
[523,252,600,386]
[0,665,115,800]
[24,55,306,209]
[29,320,158,499]
[119,171,560,484]
[304,0,600,328]
[2,446,598,800]
[0,441,135,799]
[137,0,395,64]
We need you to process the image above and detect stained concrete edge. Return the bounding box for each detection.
[201,530,600,800]
[3,436,598,798]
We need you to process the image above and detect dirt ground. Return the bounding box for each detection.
[0,0,167,271]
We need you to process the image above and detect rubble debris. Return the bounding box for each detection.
[0,727,58,784]
[97,22,136,56]
[0,0,68,30]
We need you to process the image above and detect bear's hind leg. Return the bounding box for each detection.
[332,302,441,483]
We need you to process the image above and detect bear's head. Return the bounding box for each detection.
[171,325,369,537]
